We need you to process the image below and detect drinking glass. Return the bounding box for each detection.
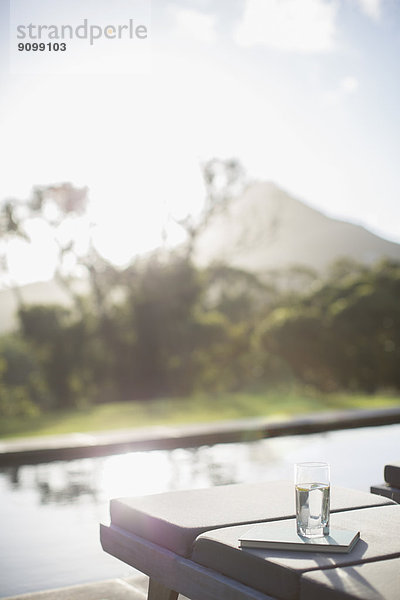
[295,462,330,538]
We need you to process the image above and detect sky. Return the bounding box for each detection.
[0,0,399,284]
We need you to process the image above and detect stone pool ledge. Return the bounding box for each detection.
[0,405,399,467]
[1,575,155,600]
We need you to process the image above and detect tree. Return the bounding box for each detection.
[177,158,246,259]
[0,335,48,417]
[17,304,97,408]
[260,259,400,392]
[0,182,89,310]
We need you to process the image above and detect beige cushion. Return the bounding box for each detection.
[191,504,400,600]
[300,556,400,600]
[109,481,393,557]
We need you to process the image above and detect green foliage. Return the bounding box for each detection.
[113,255,251,398]
[203,264,276,322]
[17,305,99,409]
[1,247,400,418]
[0,336,48,417]
[260,259,400,392]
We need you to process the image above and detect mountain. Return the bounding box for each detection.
[193,181,400,274]
[1,182,399,333]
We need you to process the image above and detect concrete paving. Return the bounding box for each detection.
[2,575,189,600]
[1,577,146,600]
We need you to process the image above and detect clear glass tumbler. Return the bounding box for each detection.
[295,462,330,538]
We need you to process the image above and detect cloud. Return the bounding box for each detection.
[234,0,338,53]
[324,76,359,104]
[355,0,382,20]
[341,76,359,93]
[173,8,217,43]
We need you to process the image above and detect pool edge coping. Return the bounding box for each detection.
[0,405,400,466]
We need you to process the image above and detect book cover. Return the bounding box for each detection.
[239,521,360,553]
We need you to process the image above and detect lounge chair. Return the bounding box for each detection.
[370,461,400,503]
[100,480,400,599]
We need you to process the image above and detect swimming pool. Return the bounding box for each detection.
[0,423,398,597]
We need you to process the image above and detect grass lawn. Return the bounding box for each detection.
[1,388,400,440]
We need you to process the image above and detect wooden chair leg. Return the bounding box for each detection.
[147,577,179,600]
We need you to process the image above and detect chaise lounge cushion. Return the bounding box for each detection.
[191,504,400,600]
[370,483,400,503]
[300,556,400,600]
[109,481,393,557]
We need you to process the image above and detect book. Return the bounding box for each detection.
[239,521,360,553]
